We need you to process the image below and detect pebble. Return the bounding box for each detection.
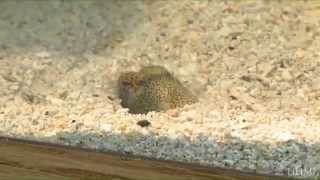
[136,120,151,128]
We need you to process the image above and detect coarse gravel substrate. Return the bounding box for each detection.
[0,0,320,178]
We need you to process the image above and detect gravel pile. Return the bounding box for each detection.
[0,0,320,177]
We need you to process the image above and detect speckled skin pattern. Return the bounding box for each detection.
[118,66,197,114]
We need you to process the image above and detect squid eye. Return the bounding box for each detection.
[122,81,131,86]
